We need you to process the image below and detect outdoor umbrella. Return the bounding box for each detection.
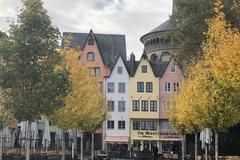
[42,119,51,149]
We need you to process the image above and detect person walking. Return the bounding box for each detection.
[152,144,159,160]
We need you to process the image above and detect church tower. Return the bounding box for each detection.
[140,0,177,62]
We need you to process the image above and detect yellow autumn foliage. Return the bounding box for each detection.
[203,1,240,89]
[51,47,107,132]
[170,1,240,134]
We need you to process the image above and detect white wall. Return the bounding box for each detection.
[105,57,130,137]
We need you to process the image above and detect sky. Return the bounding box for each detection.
[0,0,173,59]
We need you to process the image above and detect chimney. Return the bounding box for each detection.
[129,52,135,76]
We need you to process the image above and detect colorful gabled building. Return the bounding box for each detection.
[158,57,184,154]
[139,0,185,154]
[104,56,130,151]
[62,30,127,151]
[129,52,161,151]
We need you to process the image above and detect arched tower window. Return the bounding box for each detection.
[150,54,158,63]
[87,52,95,61]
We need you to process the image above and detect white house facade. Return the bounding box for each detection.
[104,56,130,151]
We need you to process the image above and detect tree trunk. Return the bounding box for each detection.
[182,134,185,160]
[215,133,218,160]
[61,130,65,160]
[72,129,77,159]
[91,133,94,160]
[195,133,198,160]
[26,121,31,160]
[0,129,3,160]
[205,144,208,160]
[80,132,83,160]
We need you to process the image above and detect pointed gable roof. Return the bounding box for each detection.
[108,55,130,78]
[62,30,127,67]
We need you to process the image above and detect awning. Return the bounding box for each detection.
[105,136,129,143]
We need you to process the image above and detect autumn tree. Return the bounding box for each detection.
[0,0,69,159]
[169,78,203,160]
[51,46,107,160]
[201,2,240,159]
[0,91,14,160]
[203,0,240,96]
[172,0,240,72]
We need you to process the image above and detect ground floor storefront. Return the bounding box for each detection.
[104,136,129,152]
[130,128,183,155]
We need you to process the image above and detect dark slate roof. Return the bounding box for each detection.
[62,31,127,66]
[150,61,169,77]
[126,60,140,77]
[149,19,176,34]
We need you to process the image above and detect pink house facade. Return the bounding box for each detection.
[62,30,127,151]
[159,58,184,154]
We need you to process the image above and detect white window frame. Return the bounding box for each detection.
[170,63,176,73]
[164,82,171,93]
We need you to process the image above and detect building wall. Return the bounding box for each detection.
[79,34,110,80]
[159,58,184,120]
[78,33,110,136]
[105,57,130,137]
[130,57,160,149]
[130,58,159,119]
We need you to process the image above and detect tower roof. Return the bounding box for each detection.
[150,19,176,34]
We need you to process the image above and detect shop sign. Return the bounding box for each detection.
[137,131,159,138]
[160,130,182,139]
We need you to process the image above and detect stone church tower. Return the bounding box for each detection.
[140,0,177,62]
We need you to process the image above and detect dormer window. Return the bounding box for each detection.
[142,65,147,73]
[88,35,94,45]
[87,52,95,61]
[170,63,176,73]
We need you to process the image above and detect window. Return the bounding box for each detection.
[173,82,180,92]
[107,82,114,93]
[133,100,140,111]
[95,67,100,76]
[170,63,176,73]
[141,100,148,111]
[137,82,144,92]
[118,101,125,112]
[118,83,125,93]
[160,121,170,130]
[107,120,114,129]
[118,121,125,129]
[87,52,95,61]
[161,100,170,110]
[150,121,157,130]
[150,101,157,112]
[141,121,149,130]
[146,82,153,92]
[133,121,140,130]
[117,66,123,74]
[164,82,171,93]
[142,65,147,73]
[107,101,114,112]
[90,67,100,76]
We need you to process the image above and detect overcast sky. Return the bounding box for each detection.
[0,0,173,59]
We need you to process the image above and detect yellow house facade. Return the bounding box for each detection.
[130,55,160,151]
